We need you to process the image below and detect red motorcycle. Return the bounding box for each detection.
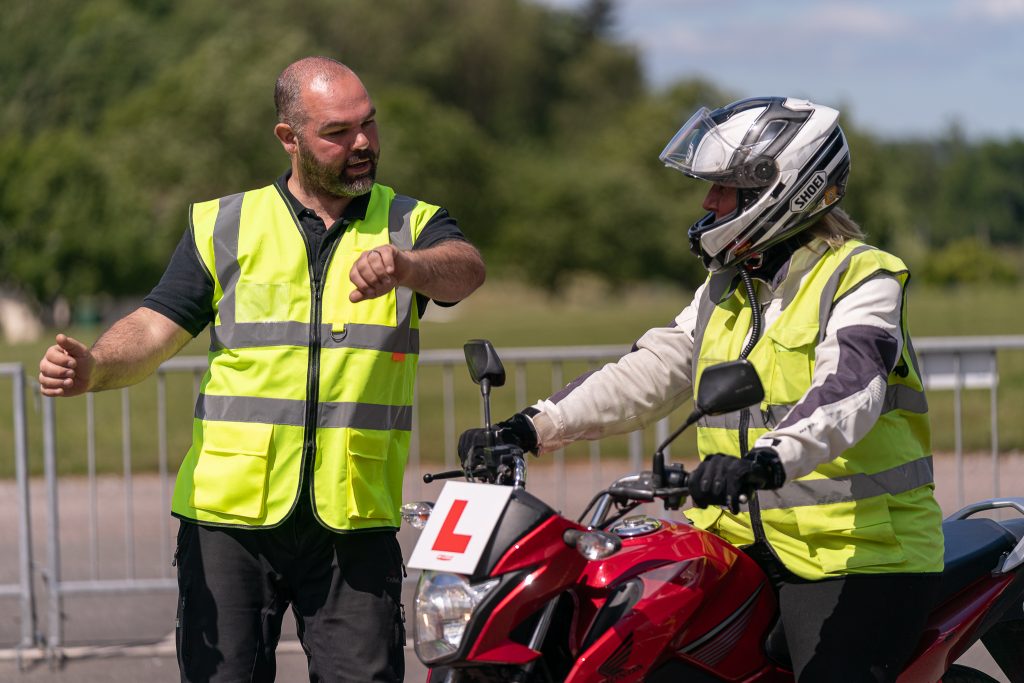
[404,340,1024,682]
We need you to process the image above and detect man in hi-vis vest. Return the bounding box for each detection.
[461,97,943,682]
[39,57,485,682]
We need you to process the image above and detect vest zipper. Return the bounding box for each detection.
[298,237,342,514]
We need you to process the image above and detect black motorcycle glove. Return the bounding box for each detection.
[457,408,540,469]
[688,447,786,514]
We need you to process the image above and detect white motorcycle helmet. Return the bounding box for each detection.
[660,97,851,271]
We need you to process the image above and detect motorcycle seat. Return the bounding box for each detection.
[938,518,1017,604]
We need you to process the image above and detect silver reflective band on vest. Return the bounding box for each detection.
[195,394,413,431]
[883,383,927,414]
[816,244,874,341]
[699,405,790,430]
[210,321,420,354]
[697,382,927,430]
[212,192,245,334]
[756,456,934,510]
[208,190,421,354]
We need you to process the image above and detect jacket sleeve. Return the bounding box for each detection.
[753,274,905,481]
[529,284,704,453]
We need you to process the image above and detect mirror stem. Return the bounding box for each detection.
[481,378,493,447]
[654,408,702,456]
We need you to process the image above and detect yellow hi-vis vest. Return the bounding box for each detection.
[686,239,944,580]
[171,182,439,531]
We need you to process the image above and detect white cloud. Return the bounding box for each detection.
[955,0,1024,20]
[800,4,909,36]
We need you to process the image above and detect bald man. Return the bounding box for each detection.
[39,57,485,681]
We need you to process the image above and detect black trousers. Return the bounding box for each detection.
[747,542,941,683]
[174,497,406,683]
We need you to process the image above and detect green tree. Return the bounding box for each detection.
[2,0,1022,312]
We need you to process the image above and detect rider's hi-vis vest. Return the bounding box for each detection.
[171,182,439,531]
[685,240,944,580]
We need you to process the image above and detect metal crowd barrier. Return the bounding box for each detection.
[2,336,1023,664]
[915,336,1024,506]
[0,363,38,661]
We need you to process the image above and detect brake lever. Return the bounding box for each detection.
[422,469,464,483]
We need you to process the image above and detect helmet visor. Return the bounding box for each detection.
[659,107,779,188]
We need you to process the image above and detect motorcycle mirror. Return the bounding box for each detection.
[652,360,765,486]
[463,339,506,439]
[695,359,764,416]
[463,339,506,388]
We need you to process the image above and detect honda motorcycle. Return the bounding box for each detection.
[404,340,1024,682]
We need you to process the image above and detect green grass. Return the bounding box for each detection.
[2,279,1022,478]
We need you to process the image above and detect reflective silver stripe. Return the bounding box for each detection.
[322,322,420,354]
[817,244,873,342]
[697,381,926,431]
[884,383,928,414]
[195,394,412,431]
[700,408,763,430]
[757,456,934,510]
[196,394,304,425]
[208,190,421,354]
[762,403,792,427]
[692,270,736,374]
[212,193,245,328]
[211,321,310,349]
[389,194,418,331]
[388,194,417,251]
[210,321,420,354]
[319,401,412,431]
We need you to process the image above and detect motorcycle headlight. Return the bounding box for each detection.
[414,571,500,663]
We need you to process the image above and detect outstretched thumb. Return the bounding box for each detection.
[56,334,89,359]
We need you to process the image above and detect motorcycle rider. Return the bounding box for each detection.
[460,97,944,682]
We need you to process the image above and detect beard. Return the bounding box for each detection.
[296,140,378,198]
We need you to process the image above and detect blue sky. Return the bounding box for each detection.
[538,0,1024,140]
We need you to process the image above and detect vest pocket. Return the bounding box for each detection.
[792,497,904,574]
[235,282,293,322]
[346,429,394,520]
[764,323,818,407]
[192,421,273,519]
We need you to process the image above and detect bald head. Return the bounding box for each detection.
[274,57,361,134]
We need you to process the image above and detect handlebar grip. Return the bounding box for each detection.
[608,485,655,501]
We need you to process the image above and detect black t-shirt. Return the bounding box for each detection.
[143,172,468,337]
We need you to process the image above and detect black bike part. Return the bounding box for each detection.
[980,619,1024,682]
[645,658,723,683]
[475,488,555,579]
[508,592,576,682]
[464,339,507,388]
[579,578,643,652]
[970,568,1024,681]
[940,664,1001,683]
[423,469,464,483]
